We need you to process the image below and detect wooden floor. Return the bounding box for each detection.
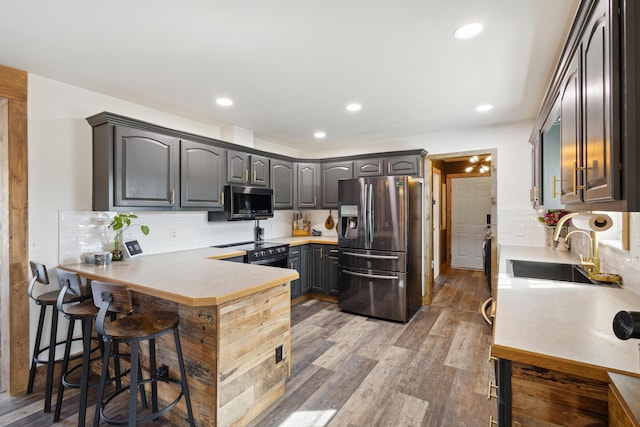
[0,267,494,426]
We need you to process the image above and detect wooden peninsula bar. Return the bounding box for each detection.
[62,247,299,426]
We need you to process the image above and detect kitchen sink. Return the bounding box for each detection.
[508,260,595,284]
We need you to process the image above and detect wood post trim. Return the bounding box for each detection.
[0,64,28,394]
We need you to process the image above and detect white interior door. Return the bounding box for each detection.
[432,168,441,278]
[451,176,491,269]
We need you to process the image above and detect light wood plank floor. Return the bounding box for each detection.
[0,267,494,426]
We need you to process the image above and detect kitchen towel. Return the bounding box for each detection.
[571,213,614,232]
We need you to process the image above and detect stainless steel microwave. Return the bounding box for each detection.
[223,185,274,220]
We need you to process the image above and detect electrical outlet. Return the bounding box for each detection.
[275,345,283,363]
[170,228,178,241]
[156,364,169,378]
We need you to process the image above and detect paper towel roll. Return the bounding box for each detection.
[571,213,614,232]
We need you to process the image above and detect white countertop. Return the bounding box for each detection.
[62,247,298,307]
[493,245,640,379]
[60,237,337,307]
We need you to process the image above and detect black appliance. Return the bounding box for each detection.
[214,241,289,267]
[483,233,492,292]
[209,185,274,221]
[338,176,423,322]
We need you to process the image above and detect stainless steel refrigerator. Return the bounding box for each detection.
[338,176,424,322]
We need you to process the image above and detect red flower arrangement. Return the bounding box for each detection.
[538,210,571,227]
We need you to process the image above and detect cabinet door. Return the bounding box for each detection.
[271,159,294,209]
[300,245,310,294]
[540,99,564,209]
[355,158,384,177]
[560,52,583,204]
[530,138,541,208]
[227,150,250,184]
[321,161,353,208]
[386,155,421,176]
[297,163,319,208]
[309,245,324,292]
[582,0,616,202]
[114,125,177,208]
[250,154,270,187]
[289,248,301,299]
[180,140,225,209]
[325,247,340,295]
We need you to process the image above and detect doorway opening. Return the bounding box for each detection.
[426,150,497,288]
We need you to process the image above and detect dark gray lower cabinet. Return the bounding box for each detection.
[495,358,512,427]
[325,247,339,295]
[289,245,310,299]
[310,244,339,295]
[289,247,302,299]
[300,245,310,294]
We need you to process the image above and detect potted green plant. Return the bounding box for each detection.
[108,213,150,261]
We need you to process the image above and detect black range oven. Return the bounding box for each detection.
[214,241,290,267]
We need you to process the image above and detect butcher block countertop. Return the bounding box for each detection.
[493,245,640,381]
[61,247,298,307]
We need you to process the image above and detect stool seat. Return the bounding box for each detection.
[64,300,100,319]
[104,311,180,340]
[34,289,88,305]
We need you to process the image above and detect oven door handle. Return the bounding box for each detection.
[342,252,399,260]
[342,270,399,280]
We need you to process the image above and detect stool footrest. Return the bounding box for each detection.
[98,377,185,426]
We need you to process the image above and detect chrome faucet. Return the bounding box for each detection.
[553,212,601,276]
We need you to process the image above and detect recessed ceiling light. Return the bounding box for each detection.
[475,104,493,112]
[346,103,362,112]
[216,97,233,106]
[454,22,484,40]
[314,131,326,139]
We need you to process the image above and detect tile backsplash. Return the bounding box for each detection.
[59,209,339,265]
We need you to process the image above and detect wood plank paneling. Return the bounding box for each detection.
[0,64,28,395]
[217,283,290,427]
[511,361,609,426]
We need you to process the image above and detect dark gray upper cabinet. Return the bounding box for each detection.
[355,158,384,177]
[180,140,225,209]
[113,125,178,209]
[387,155,421,176]
[227,150,270,187]
[355,156,422,177]
[296,163,320,208]
[559,52,582,205]
[88,112,427,212]
[581,0,615,203]
[271,159,294,209]
[321,161,353,208]
[226,150,250,184]
[530,0,640,211]
[251,154,270,187]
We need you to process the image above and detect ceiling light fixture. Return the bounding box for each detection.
[454,22,484,40]
[475,104,493,112]
[466,155,491,174]
[314,131,326,139]
[216,97,233,106]
[346,103,362,112]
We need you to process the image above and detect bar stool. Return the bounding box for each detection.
[27,261,90,413]
[53,269,103,427]
[91,281,195,426]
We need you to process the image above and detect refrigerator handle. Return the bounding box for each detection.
[342,269,399,280]
[364,181,370,248]
[368,183,374,246]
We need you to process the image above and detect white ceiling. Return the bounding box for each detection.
[0,0,579,151]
